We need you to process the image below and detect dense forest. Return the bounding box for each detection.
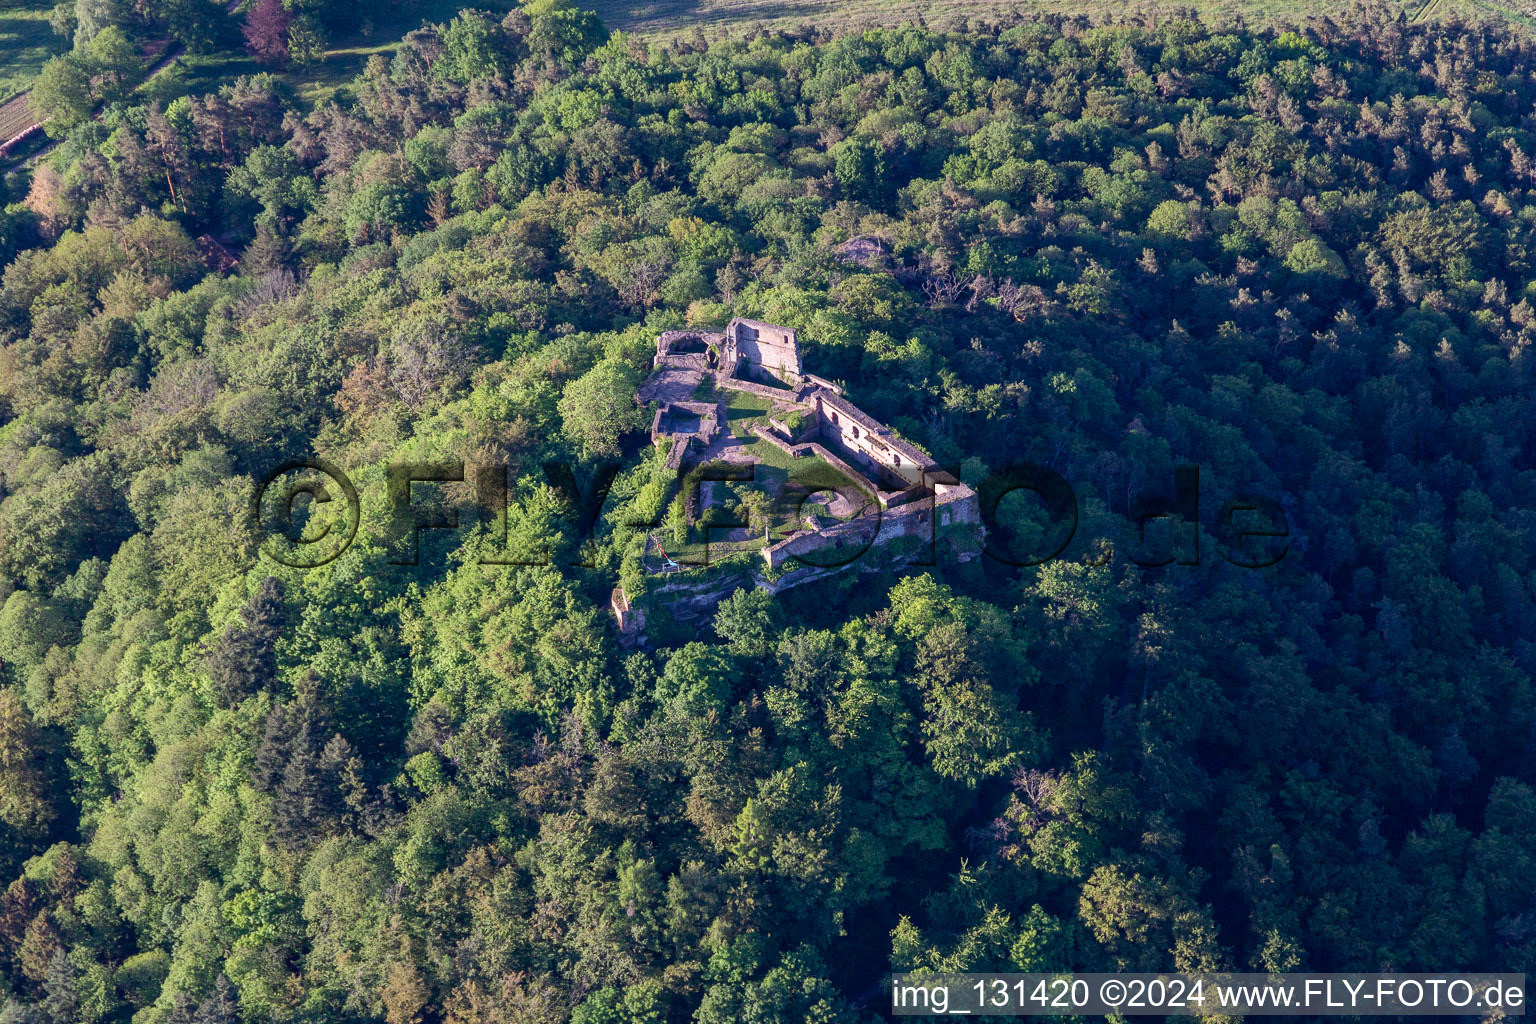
[0,0,1534,1020]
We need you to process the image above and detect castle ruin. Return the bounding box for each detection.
[640,318,980,572]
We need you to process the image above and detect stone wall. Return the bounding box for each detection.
[801,373,844,395]
[749,426,884,502]
[761,481,982,569]
[883,482,931,509]
[651,401,719,444]
[810,395,928,489]
[718,375,799,402]
[762,494,944,570]
[655,329,724,367]
[767,412,814,443]
[934,482,981,526]
[728,318,801,380]
[638,320,983,592]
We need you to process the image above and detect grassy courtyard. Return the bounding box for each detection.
[656,382,877,567]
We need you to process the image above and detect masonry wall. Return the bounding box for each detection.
[730,319,801,379]
[750,426,884,503]
[812,400,925,488]
[934,483,981,526]
[719,376,795,402]
[655,329,724,365]
[761,488,976,569]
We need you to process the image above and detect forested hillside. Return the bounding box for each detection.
[0,3,1533,1021]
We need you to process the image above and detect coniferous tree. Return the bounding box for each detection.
[2,5,1536,1013]
[272,732,326,848]
[17,914,60,985]
[239,223,291,275]
[206,577,285,707]
[38,950,77,1022]
[250,702,292,791]
[0,690,51,836]
[0,878,37,970]
[194,975,238,1024]
[165,992,199,1024]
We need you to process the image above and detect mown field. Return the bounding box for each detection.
[0,0,61,105]
[138,0,520,107]
[590,0,1448,37]
[0,0,1514,133]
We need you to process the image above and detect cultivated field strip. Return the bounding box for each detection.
[0,92,36,144]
